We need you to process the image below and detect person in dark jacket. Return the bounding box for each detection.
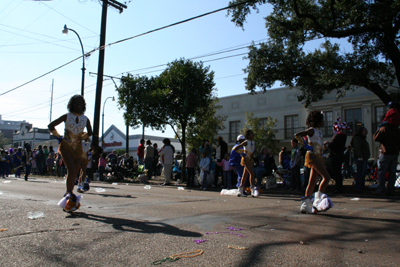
[35,145,46,175]
[351,127,370,192]
[214,136,228,187]
[374,107,400,196]
[329,118,349,193]
[343,146,355,178]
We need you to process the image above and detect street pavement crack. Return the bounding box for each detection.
[0,228,77,239]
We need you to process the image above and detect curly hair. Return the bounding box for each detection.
[306,110,324,128]
[67,95,86,114]
[244,129,253,139]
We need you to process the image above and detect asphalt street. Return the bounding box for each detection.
[0,176,399,267]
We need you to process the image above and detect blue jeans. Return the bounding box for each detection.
[202,171,209,189]
[25,165,31,179]
[144,157,153,178]
[291,165,301,190]
[14,162,21,177]
[187,167,195,187]
[99,166,105,181]
[377,154,398,194]
[254,167,267,187]
[222,171,232,189]
[355,158,368,191]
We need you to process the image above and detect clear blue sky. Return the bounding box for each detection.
[0,0,274,138]
[2,1,353,139]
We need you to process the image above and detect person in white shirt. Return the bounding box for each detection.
[158,138,174,185]
[199,150,211,190]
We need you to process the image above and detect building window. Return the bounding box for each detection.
[260,118,269,128]
[229,121,240,143]
[321,111,333,137]
[345,108,363,133]
[374,106,387,128]
[284,115,299,139]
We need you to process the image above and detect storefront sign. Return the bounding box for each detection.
[103,141,122,147]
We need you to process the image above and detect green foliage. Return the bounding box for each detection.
[183,98,227,152]
[116,149,126,156]
[0,133,10,147]
[117,58,216,134]
[228,0,400,106]
[117,75,165,131]
[117,58,217,178]
[240,112,278,155]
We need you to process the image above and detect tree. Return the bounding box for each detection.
[228,0,400,106]
[116,149,126,155]
[240,112,278,155]
[0,133,10,147]
[117,75,166,131]
[182,98,227,152]
[117,58,216,179]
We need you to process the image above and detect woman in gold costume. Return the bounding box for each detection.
[295,110,332,214]
[48,95,92,212]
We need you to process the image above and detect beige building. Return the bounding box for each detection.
[215,85,399,160]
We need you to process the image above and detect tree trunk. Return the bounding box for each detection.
[181,124,187,181]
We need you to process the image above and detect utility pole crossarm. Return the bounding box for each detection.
[101,0,127,13]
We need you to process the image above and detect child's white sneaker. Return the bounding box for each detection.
[251,187,259,197]
[300,197,313,214]
[237,186,244,197]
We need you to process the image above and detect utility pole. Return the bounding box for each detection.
[92,0,127,165]
[50,79,54,123]
[126,123,129,154]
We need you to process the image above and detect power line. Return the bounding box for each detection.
[0,28,81,51]
[0,23,98,49]
[1,0,255,96]
[3,81,114,118]
[0,1,23,23]
[120,39,265,76]
[41,1,99,36]
[0,0,65,47]
[0,56,82,96]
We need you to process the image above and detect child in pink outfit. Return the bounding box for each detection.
[216,153,233,189]
[98,153,107,181]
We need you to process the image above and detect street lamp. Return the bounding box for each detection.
[102,96,115,146]
[62,24,86,96]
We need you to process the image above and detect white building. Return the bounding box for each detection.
[0,115,32,145]
[215,86,399,160]
[101,125,182,155]
[13,127,51,149]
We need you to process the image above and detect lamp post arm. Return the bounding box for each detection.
[67,27,86,96]
[102,97,113,145]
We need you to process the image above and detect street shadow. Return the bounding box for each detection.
[319,213,400,224]
[87,193,137,199]
[26,180,49,183]
[70,212,202,237]
[237,214,400,266]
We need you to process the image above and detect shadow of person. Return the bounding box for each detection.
[87,193,137,199]
[72,212,202,237]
